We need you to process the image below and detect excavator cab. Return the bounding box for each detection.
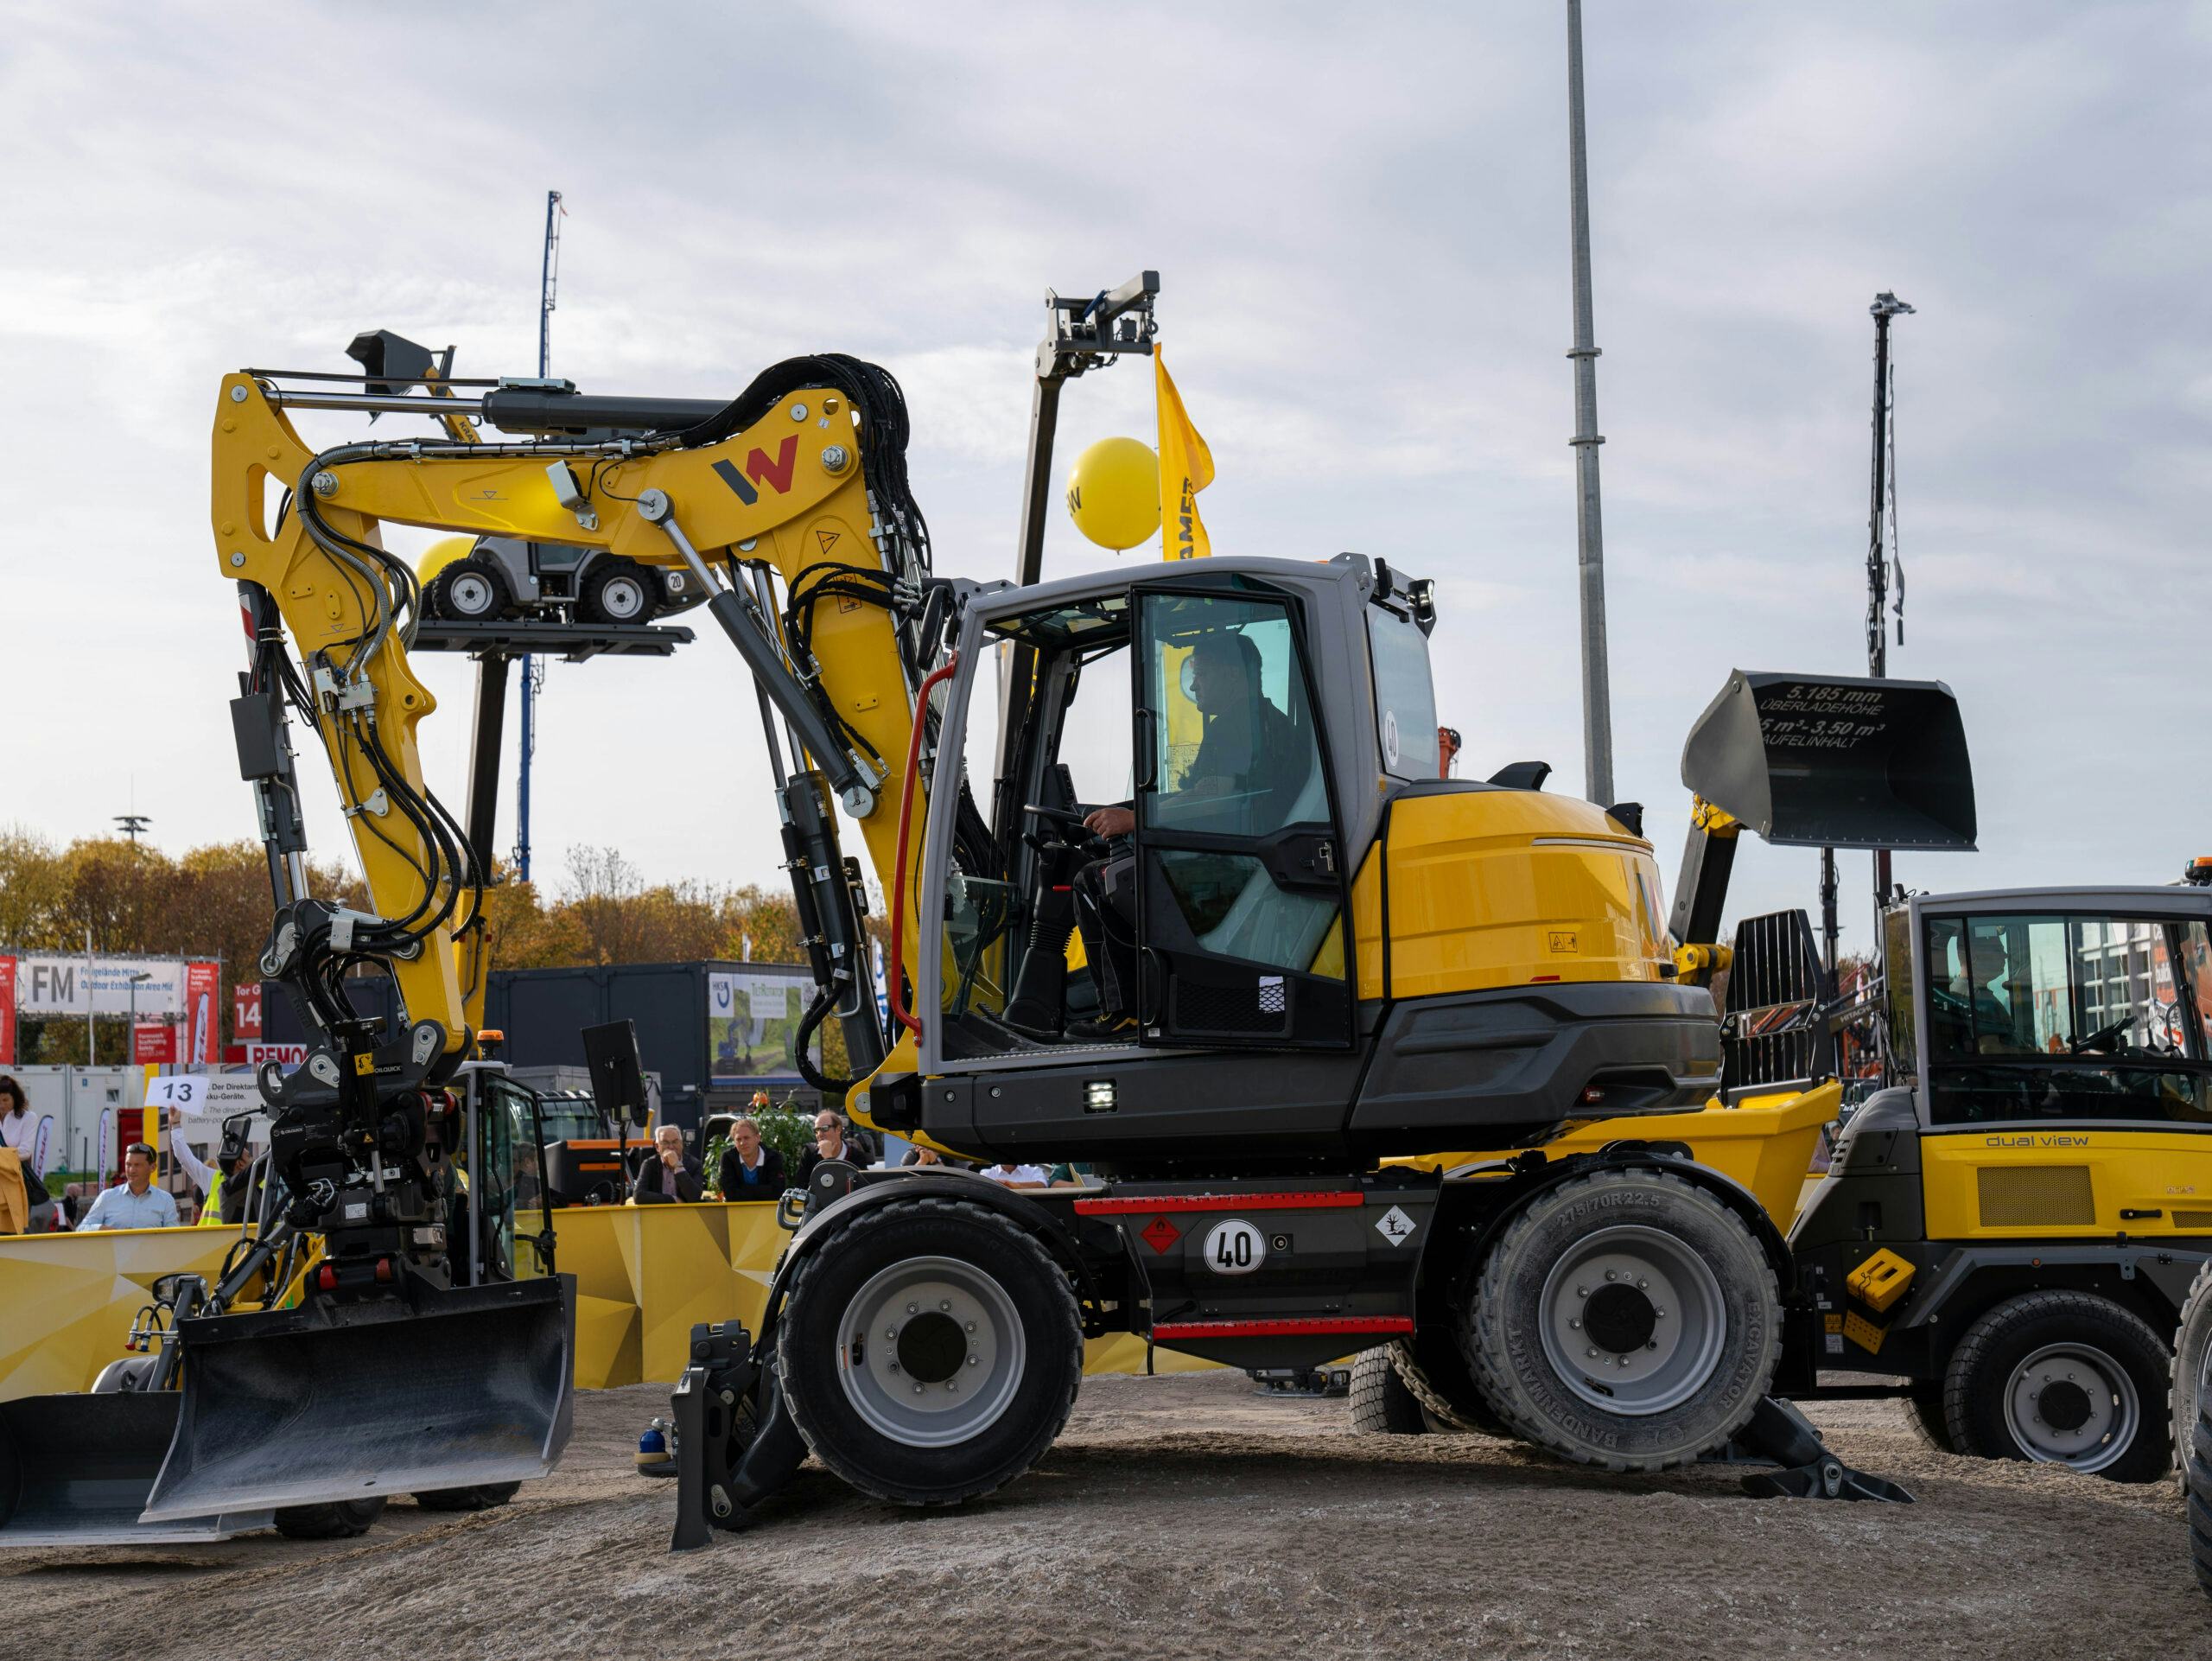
[924,557,1421,1069]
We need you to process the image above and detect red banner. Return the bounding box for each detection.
[134,1023,178,1064]
[234,979,262,1041]
[185,961,220,1066]
[0,955,15,1065]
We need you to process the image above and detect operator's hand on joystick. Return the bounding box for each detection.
[1084,806,1135,837]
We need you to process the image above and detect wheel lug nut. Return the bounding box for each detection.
[912,1384,925,1396]
[1569,1319,1581,1330]
[966,1321,976,1333]
[1637,1278,1649,1289]
[1586,1347,1598,1359]
[1605,1270,1618,1282]
[947,1382,958,1393]
[941,1301,952,1312]
[1577,1287,1588,1299]
[886,1328,898,1340]
[907,1303,918,1314]
[967,1355,979,1366]
[1646,1340,1657,1351]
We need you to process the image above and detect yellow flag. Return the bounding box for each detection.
[1154,349,1214,561]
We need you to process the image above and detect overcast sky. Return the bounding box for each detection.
[3,2,2207,957]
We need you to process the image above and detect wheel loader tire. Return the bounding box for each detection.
[776,1197,1082,1507]
[2180,1263,2212,1598]
[1348,1347,1427,1435]
[2172,1262,2212,1478]
[1390,1332,1510,1437]
[1465,1167,1780,1472]
[273,1497,386,1540]
[410,1482,521,1511]
[1904,1384,1961,1454]
[1942,1290,2170,1481]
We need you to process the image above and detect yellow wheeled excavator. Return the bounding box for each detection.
[2,276,1978,1547]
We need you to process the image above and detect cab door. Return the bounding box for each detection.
[1131,586,1353,1049]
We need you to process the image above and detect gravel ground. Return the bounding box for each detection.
[7,1372,2207,1660]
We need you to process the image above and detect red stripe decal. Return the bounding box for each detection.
[1073,1192,1365,1215]
[1151,1316,1415,1340]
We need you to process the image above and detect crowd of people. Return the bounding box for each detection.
[2,1067,1094,1238]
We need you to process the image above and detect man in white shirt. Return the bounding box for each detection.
[76,1143,181,1231]
[980,1161,1052,1188]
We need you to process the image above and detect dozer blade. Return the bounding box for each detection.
[139,1275,574,1524]
[0,1391,272,1546]
[1681,671,1976,850]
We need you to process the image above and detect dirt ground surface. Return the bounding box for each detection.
[8,1372,2208,1661]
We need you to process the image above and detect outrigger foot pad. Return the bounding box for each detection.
[669,1321,807,1551]
[1732,1396,1914,1504]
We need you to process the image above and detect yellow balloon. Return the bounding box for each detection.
[416,533,478,584]
[1065,436,1160,551]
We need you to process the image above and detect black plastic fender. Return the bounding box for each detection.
[755,1169,1114,1349]
[1434,1142,1793,1304]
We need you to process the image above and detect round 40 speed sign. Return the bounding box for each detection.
[1200,1218,1267,1276]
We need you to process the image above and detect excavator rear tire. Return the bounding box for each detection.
[1465,1166,1780,1473]
[411,1482,521,1511]
[1347,1346,1427,1435]
[776,1197,1082,1508]
[273,1497,386,1540]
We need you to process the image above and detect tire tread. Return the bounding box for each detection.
[1942,1288,2169,1480]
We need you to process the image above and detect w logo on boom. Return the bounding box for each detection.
[711,435,800,506]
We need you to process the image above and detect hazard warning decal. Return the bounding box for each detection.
[1140,1216,1181,1254]
[1375,1206,1417,1246]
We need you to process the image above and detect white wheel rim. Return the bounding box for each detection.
[448,572,493,615]
[2003,1340,2139,1471]
[835,1255,1026,1448]
[1536,1224,1728,1416]
[601,576,645,620]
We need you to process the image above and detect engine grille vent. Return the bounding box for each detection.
[1976,1165,2094,1228]
[2171,1209,2212,1231]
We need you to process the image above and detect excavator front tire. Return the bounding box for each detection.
[1465,1166,1780,1472]
[411,1482,521,1511]
[775,1197,1082,1508]
[2170,1262,2212,1597]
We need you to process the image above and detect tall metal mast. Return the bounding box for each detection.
[1566,0,1614,805]
[1865,291,1911,922]
[516,188,563,883]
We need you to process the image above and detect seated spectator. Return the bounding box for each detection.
[631,1124,703,1205]
[796,1111,871,1187]
[76,1143,180,1231]
[716,1117,787,1197]
[1044,1161,1095,1188]
[980,1161,1052,1188]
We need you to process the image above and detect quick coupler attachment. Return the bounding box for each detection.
[1733,1396,1914,1504]
[669,1319,808,1551]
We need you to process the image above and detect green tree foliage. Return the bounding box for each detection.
[1,830,879,1072]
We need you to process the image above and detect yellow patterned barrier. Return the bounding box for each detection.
[2,1201,1207,1401]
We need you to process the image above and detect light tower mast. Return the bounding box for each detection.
[516,188,563,882]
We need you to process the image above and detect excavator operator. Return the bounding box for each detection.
[1072,627,1310,1034]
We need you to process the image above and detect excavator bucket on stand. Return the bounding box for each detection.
[1681,671,1977,852]
[0,1390,272,1547]
[139,1276,573,1523]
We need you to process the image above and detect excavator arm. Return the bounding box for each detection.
[213,348,951,1098]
